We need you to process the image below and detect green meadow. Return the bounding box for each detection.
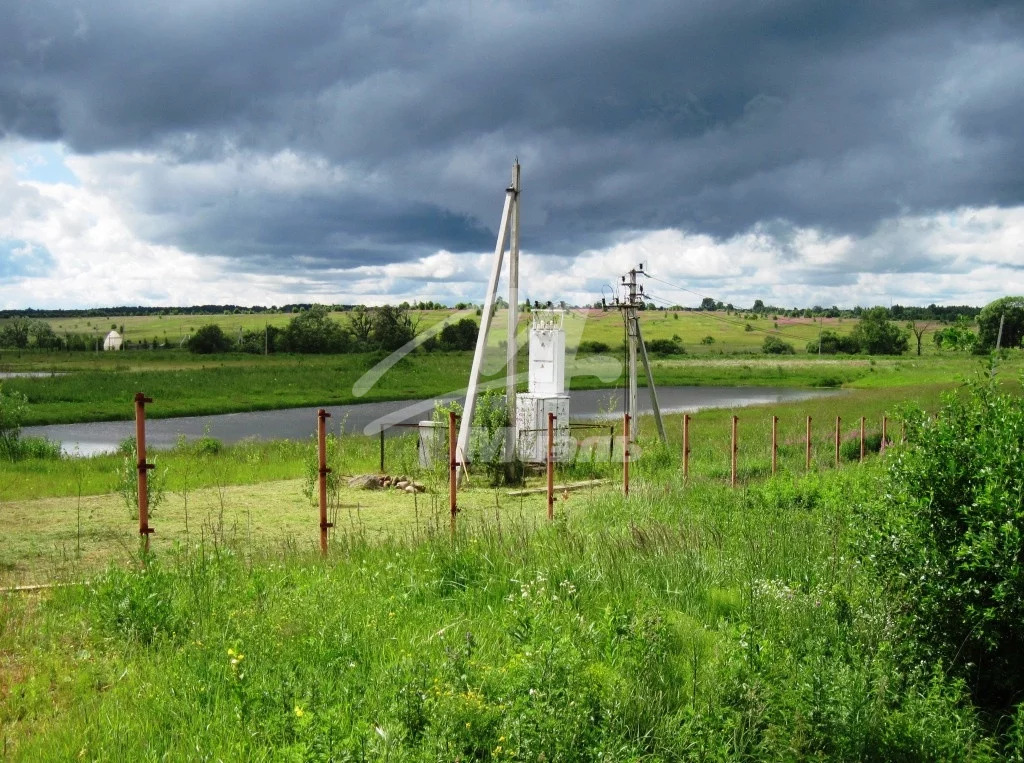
[2,308,1022,759]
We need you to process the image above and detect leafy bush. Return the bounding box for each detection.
[282,305,351,353]
[762,336,795,354]
[809,329,861,354]
[700,335,715,345]
[438,317,479,351]
[850,307,909,355]
[0,384,27,460]
[646,337,684,355]
[873,375,1024,709]
[187,323,234,354]
[577,340,611,354]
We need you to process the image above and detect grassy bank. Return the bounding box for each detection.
[2,349,1008,427]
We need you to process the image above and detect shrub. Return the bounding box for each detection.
[577,340,611,354]
[645,337,684,355]
[0,384,27,460]
[187,324,233,354]
[438,318,479,351]
[809,329,861,354]
[762,336,795,354]
[700,335,715,345]
[873,375,1024,709]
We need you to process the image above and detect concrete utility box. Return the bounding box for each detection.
[515,393,572,462]
[418,420,446,468]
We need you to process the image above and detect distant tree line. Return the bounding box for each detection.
[187,306,481,355]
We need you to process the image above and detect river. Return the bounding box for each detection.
[22,386,842,456]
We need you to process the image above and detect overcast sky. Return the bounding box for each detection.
[1,0,1023,310]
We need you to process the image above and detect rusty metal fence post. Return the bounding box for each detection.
[547,412,555,520]
[317,409,333,555]
[881,415,888,454]
[449,410,458,538]
[805,416,812,471]
[682,414,691,481]
[859,416,866,463]
[834,416,841,468]
[771,415,778,476]
[134,393,155,552]
[623,413,630,497]
[731,415,738,488]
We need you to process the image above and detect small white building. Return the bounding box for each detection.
[103,330,123,351]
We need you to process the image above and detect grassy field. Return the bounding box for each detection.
[12,306,937,356]
[2,342,1021,757]
[1,460,1010,758]
[0,370,988,586]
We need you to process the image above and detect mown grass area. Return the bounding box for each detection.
[1,466,1010,759]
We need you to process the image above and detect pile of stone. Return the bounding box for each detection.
[347,474,427,494]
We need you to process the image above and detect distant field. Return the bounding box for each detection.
[26,307,938,357]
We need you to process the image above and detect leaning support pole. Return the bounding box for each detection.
[623,413,631,497]
[546,412,555,520]
[634,319,667,443]
[881,415,888,454]
[134,393,155,553]
[317,409,333,556]
[731,415,738,488]
[457,176,514,483]
[449,411,458,538]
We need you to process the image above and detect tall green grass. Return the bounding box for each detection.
[1,466,1002,759]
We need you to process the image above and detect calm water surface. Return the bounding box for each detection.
[23,386,843,456]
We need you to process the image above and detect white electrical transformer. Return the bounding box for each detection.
[515,311,571,462]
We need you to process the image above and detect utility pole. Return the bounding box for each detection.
[457,160,521,483]
[617,265,666,443]
[505,162,521,472]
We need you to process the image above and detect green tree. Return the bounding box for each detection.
[29,320,60,350]
[0,317,30,349]
[808,329,860,354]
[439,318,478,351]
[699,297,717,311]
[282,305,350,353]
[850,307,908,355]
[187,324,234,354]
[977,296,1024,351]
[932,316,977,352]
[371,305,416,351]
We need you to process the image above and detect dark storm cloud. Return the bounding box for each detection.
[2,0,1023,272]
